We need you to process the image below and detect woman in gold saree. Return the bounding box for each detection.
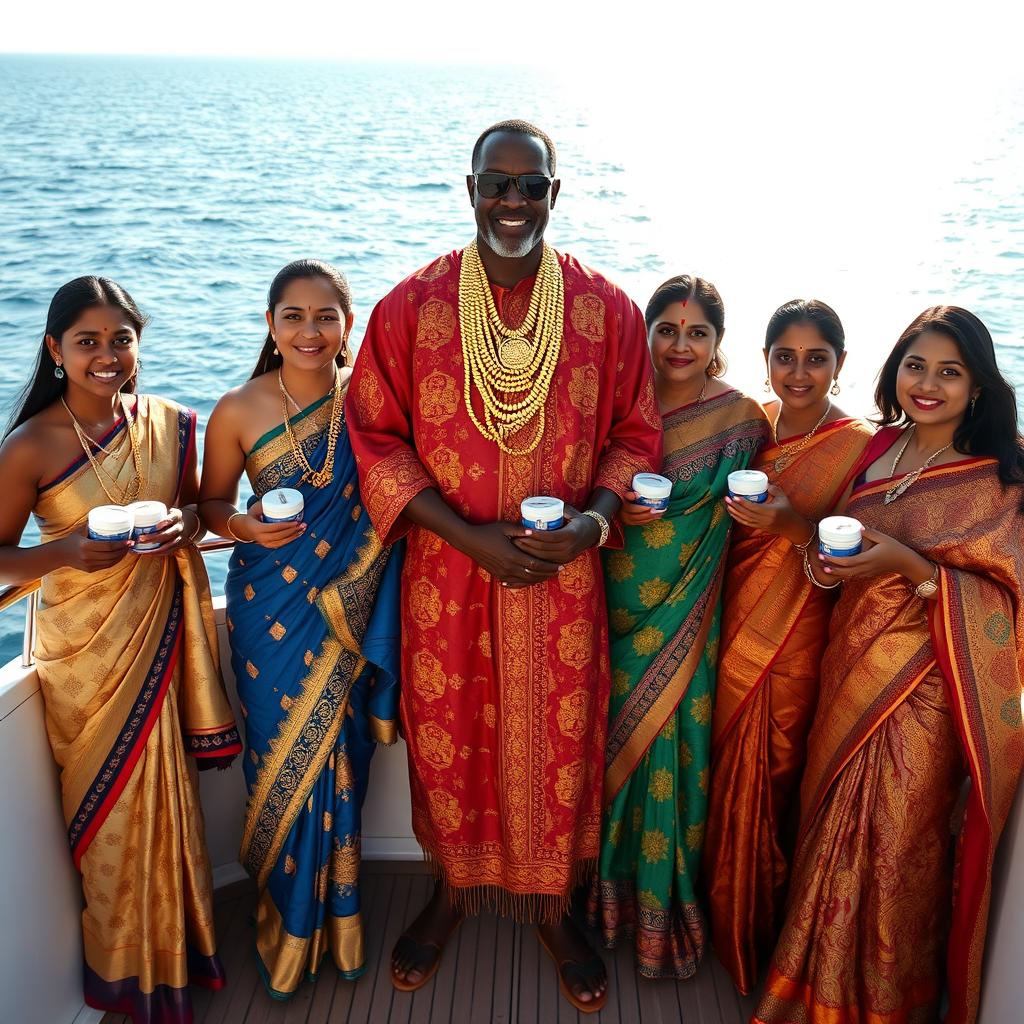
[0,277,240,1023]
[705,300,872,994]
[589,275,769,978]
[754,306,1024,1024]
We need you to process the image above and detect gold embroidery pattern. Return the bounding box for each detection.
[409,577,442,628]
[557,619,594,670]
[428,789,463,835]
[557,689,590,740]
[416,723,456,771]
[415,254,451,282]
[425,444,464,492]
[418,370,460,425]
[354,369,385,427]
[362,449,432,538]
[415,297,456,349]
[567,363,600,417]
[570,293,606,343]
[269,621,287,641]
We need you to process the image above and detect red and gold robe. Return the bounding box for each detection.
[346,248,662,920]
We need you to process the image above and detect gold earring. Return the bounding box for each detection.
[830,379,841,396]
[763,376,771,393]
[970,394,978,415]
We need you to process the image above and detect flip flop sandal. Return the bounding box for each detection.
[536,930,608,1014]
[390,919,463,993]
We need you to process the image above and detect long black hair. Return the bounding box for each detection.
[764,298,845,357]
[250,260,353,379]
[875,305,1024,509]
[644,274,728,377]
[4,276,148,440]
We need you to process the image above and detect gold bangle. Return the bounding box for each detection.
[803,547,841,589]
[914,562,940,599]
[794,523,817,551]
[581,509,610,548]
[185,510,204,545]
[226,512,251,544]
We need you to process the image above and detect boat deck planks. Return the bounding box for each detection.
[100,863,756,1024]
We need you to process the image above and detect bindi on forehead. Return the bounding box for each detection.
[679,298,687,327]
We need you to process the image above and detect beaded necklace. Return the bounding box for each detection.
[883,425,954,504]
[458,241,564,455]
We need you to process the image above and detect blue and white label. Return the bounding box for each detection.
[634,494,669,510]
[89,528,132,541]
[728,489,768,503]
[819,540,862,557]
[522,515,564,531]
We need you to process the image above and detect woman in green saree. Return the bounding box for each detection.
[590,275,769,979]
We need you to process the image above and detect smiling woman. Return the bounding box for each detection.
[0,275,241,1022]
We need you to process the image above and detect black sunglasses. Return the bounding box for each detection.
[474,172,553,201]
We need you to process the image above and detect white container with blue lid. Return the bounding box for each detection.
[88,504,135,541]
[632,473,672,510]
[818,515,864,556]
[128,500,168,551]
[727,469,769,503]
[520,496,564,530]
[262,487,305,523]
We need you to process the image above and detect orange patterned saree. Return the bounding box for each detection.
[755,432,1024,1024]
[347,249,662,919]
[705,417,871,994]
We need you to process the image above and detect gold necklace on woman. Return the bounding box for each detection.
[458,240,564,456]
[883,425,954,504]
[62,393,143,504]
[278,367,343,488]
[773,401,831,472]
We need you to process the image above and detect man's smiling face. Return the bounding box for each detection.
[467,131,559,259]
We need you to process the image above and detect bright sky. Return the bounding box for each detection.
[4,0,1023,74]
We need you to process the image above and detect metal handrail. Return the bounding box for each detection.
[1,536,236,670]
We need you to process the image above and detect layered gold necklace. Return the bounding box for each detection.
[883,425,954,504]
[772,401,831,472]
[62,393,144,504]
[278,367,343,488]
[458,240,564,455]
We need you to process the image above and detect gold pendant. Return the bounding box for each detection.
[774,454,792,473]
[498,335,534,371]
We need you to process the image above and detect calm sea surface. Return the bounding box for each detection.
[1,55,1021,664]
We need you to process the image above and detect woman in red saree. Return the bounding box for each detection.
[753,306,1024,1024]
[705,300,872,994]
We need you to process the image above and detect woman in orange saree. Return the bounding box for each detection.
[754,306,1024,1024]
[705,300,872,994]
[0,278,240,1023]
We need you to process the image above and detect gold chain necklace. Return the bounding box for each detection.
[278,367,343,488]
[62,394,144,504]
[458,240,564,455]
[773,401,831,472]
[883,425,954,504]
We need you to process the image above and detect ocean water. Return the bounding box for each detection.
[0,54,1021,665]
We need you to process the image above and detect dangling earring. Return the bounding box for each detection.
[341,335,351,365]
[54,363,65,380]
[830,379,841,396]
[763,376,771,393]
[273,346,279,356]
[970,394,978,415]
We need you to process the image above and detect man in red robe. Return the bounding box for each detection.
[346,119,662,1010]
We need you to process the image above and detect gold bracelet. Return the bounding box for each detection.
[794,523,817,551]
[185,510,204,545]
[581,509,610,548]
[803,547,841,589]
[226,512,251,544]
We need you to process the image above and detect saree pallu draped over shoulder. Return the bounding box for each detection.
[705,418,872,994]
[226,392,401,998]
[589,391,770,979]
[32,395,240,1024]
[346,249,663,921]
[755,432,1024,1024]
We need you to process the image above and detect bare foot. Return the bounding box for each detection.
[391,882,464,989]
[537,915,608,1008]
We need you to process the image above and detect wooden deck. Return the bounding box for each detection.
[102,863,759,1024]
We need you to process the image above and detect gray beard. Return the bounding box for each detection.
[479,223,541,259]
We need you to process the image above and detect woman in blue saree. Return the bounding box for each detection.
[199,260,402,998]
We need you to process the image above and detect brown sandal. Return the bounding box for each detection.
[390,919,463,993]
[536,929,608,1014]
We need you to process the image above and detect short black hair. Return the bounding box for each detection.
[471,119,557,175]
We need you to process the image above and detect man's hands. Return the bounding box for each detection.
[455,521,560,589]
[454,506,600,589]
